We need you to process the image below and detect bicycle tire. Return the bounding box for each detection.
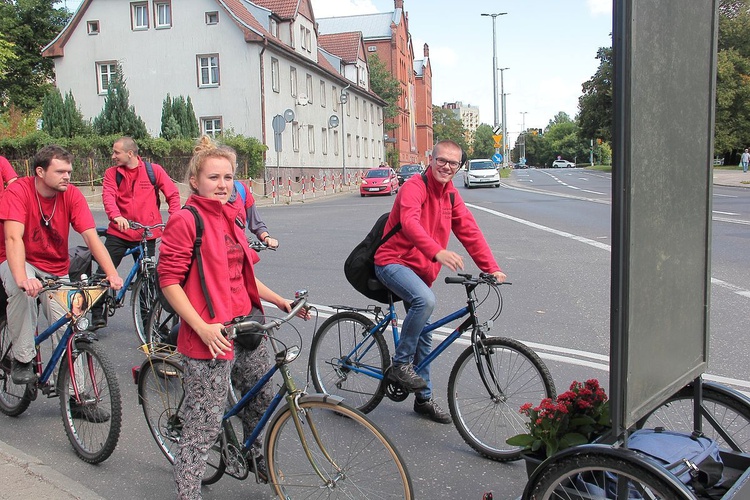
[265,399,413,499]
[637,384,750,452]
[57,340,122,464]
[138,356,185,463]
[145,300,178,347]
[132,272,158,346]
[308,311,388,414]
[0,319,32,417]
[527,451,686,500]
[448,336,556,462]
[137,355,228,484]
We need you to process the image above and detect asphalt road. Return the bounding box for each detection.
[0,168,747,499]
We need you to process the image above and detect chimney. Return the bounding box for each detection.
[424,43,429,57]
[395,0,404,9]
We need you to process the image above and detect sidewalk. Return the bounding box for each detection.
[713,168,750,188]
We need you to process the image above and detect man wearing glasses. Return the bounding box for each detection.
[374,140,506,423]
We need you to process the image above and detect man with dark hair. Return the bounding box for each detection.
[374,139,506,423]
[0,145,123,385]
[90,136,180,329]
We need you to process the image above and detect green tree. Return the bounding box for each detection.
[542,113,588,166]
[432,106,468,150]
[42,88,87,138]
[160,94,174,138]
[93,65,149,139]
[0,1,72,112]
[185,97,199,138]
[0,35,18,77]
[471,124,495,159]
[368,53,400,130]
[577,46,612,145]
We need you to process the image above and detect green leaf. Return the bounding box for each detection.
[559,432,589,449]
[506,434,535,446]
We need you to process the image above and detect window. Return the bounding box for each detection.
[356,135,361,157]
[205,11,219,24]
[197,54,219,87]
[355,97,359,118]
[306,29,312,52]
[269,19,278,37]
[347,134,352,156]
[364,136,369,157]
[131,2,149,30]
[292,122,300,152]
[96,61,117,94]
[308,125,315,154]
[371,103,375,123]
[371,139,375,158]
[346,98,350,116]
[322,128,328,155]
[87,20,99,35]
[155,2,171,28]
[332,86,338,111]
[363,101,367,122]
[320,80,326,107]
[300,26,307,51]
[305,74,313,104]
[271,58,280,93]
[202,117,222,137]
[289,67,296,97]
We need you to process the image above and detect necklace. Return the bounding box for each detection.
[34,181,58,227]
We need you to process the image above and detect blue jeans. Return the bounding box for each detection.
[375,263,435,400]
[743,161,748,173]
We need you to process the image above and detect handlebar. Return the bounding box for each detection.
[224,290,308,340]
[248,239,276,253]
[39,277,111,292]
[444,273,511,286]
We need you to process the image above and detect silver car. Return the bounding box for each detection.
[463,159,500,188]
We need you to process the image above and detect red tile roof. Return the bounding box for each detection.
[251,0,299,20]
[318,32,361,64]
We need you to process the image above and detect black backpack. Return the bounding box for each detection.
[116,161,160,209]
[344,174,453,304]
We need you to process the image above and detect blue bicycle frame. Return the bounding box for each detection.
[113,245,144,304]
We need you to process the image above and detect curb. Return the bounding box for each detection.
[0,440,105,500]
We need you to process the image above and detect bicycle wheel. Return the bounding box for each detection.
[137,355,227,483]
[145,300,178,346]
[637,384,750,452]
[132,272,158,345]
[57,340,122,464]
[308,312,388,414]
[265,399,413,499]
[448,336,556,461]
[527,451,687,499]
[0,319,31,416]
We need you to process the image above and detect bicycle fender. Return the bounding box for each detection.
[263,393,347,447]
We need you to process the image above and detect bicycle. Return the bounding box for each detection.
[308,272,557,462]
[135,291,414,498]
[0,277,122,464]
[96,221,165,345]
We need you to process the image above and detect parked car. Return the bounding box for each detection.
[397,164,422,185]
[360,167,399,196]
[552,159,575,168]
[464,159,500,188]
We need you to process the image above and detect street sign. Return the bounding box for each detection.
[492,153,503,164]
[493,126,502,135]
[493,134,502,148]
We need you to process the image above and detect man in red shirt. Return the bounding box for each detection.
[374,140,507,423]
[0,155,18,197]
[90,137,181,329]
[0,145,123,385]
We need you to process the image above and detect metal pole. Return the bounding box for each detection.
[481,13,507,130]
[520,111,528,165]
[499,68,509,168]
[341,84,350,189]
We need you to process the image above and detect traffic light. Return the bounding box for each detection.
[532,129,538,136]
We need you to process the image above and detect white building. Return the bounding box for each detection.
[442,101,480,143]
[43,0,386,175]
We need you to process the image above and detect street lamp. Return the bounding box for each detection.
[481,13,507,130]
[520,111,528,165]
[499,67,509,168]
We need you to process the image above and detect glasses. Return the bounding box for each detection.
[434,157,461,169]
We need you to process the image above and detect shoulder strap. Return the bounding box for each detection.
[115,170,123,187]
[184,205,215,318]
[228,180,247,204]
[421,172,455,206]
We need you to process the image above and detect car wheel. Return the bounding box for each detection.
[360,193,365,197]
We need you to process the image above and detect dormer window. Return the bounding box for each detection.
[205,11,219,25]
[270,19,278,37]
[87,20,99,35]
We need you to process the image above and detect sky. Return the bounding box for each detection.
[56,0,612,146]
[311,0,613,145]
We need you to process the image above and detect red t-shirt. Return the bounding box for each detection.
[0,156,18,196]
[0,177,95,275]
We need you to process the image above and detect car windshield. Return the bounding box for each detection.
[400,165,420,173]
[470,161,495,170]
[365,169,390,178]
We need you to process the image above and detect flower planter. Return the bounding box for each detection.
[521,451,545,478]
